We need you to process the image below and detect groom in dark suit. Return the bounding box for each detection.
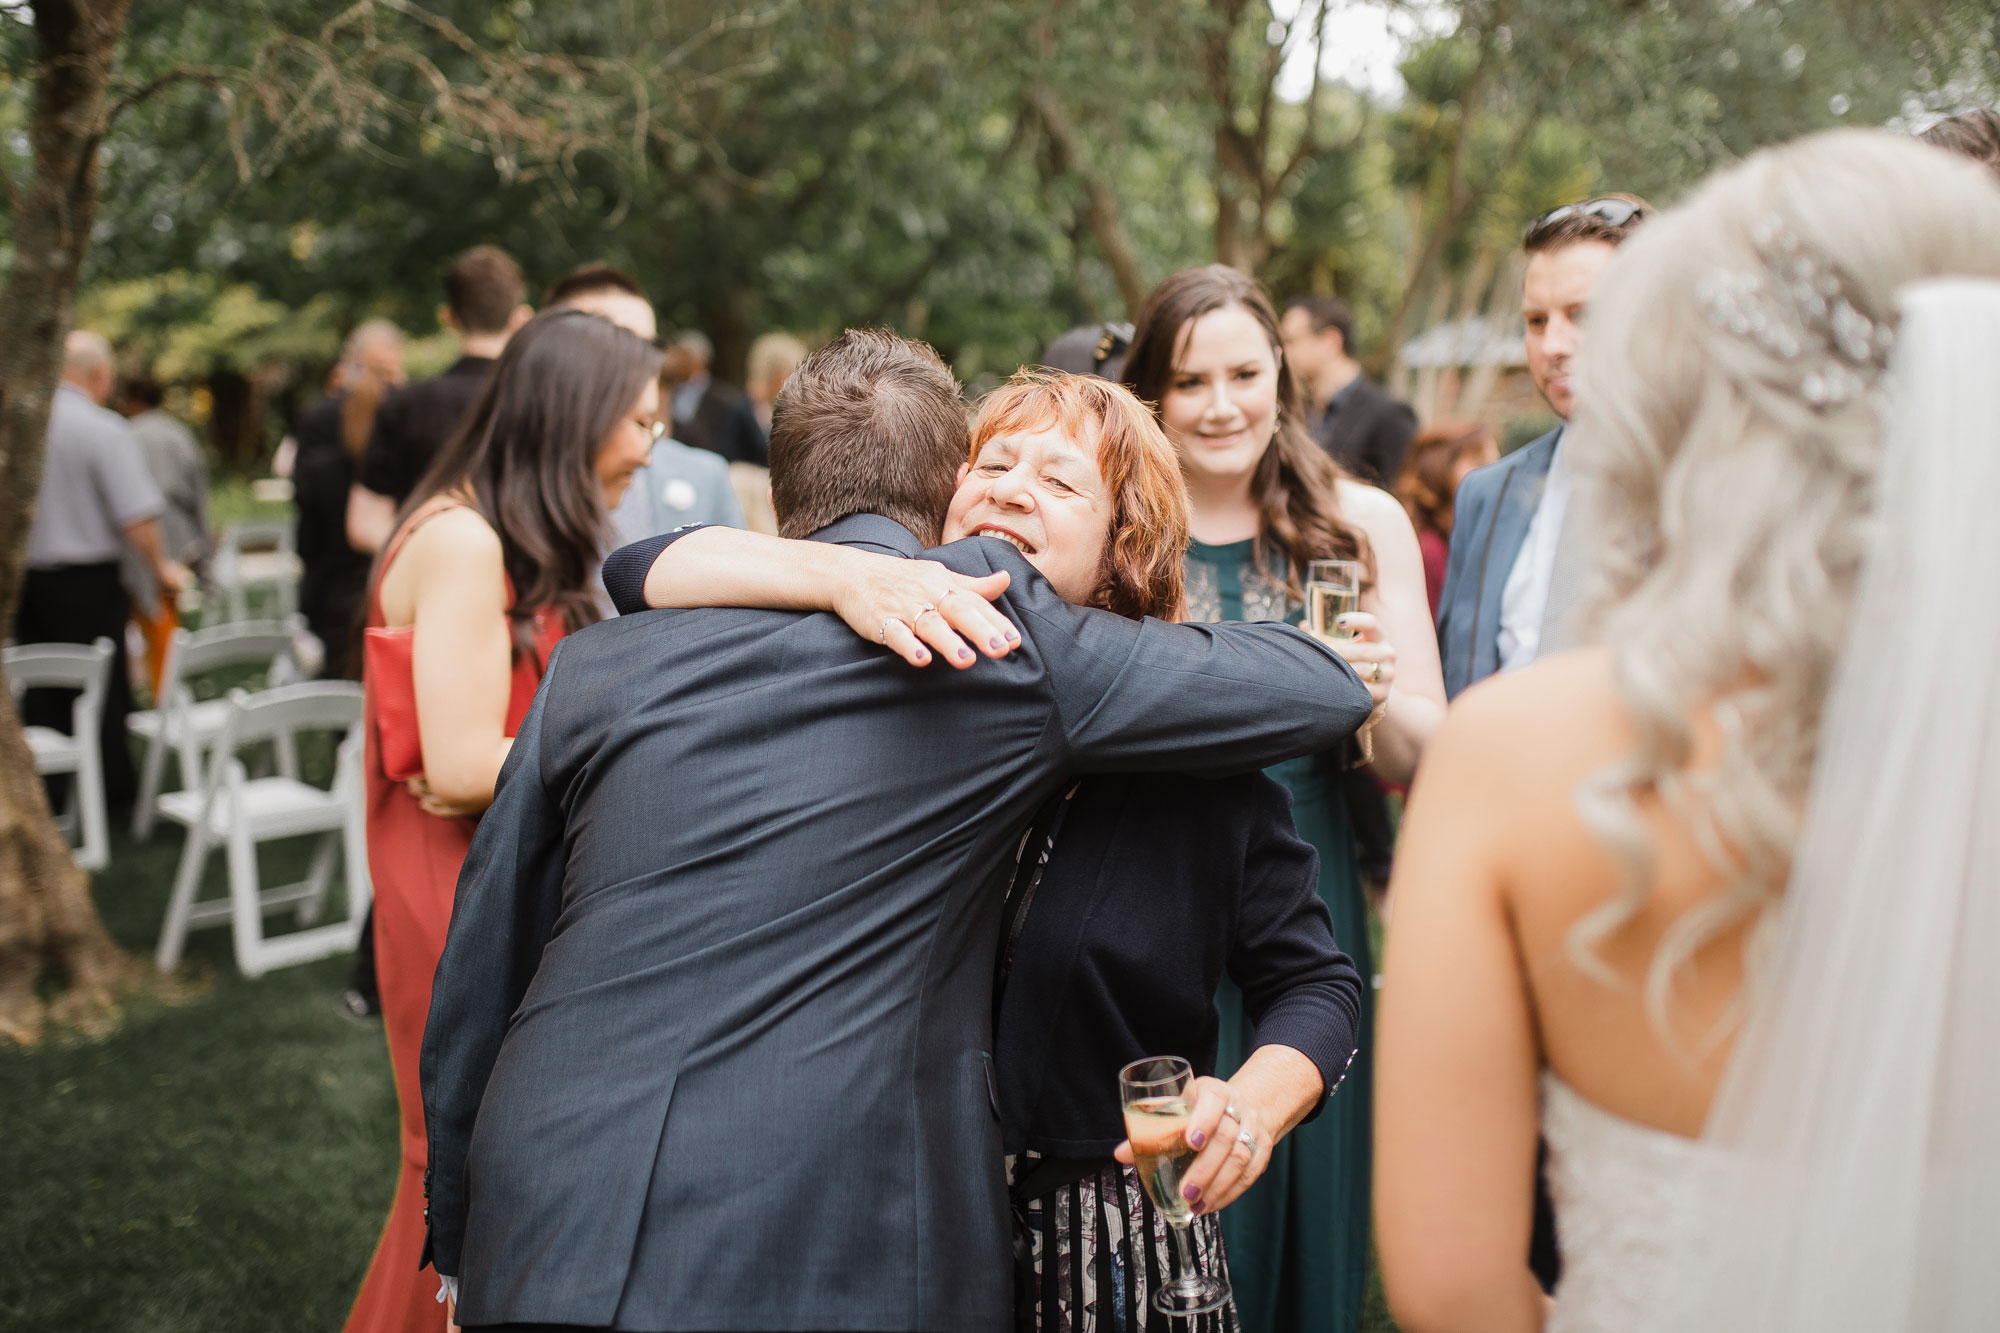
[1436,196,1647,700]
[421,329,1374,1332]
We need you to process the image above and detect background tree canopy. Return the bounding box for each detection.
[5,0,1995,456]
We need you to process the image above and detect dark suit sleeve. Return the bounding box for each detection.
[1368,397,1419,490]
[1226,774,1363,1119]
[600,526,711,616]
[355,389,404,497]
[419,643,571,1279]
[987,541,1375,773]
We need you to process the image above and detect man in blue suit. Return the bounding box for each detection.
[1436,196,1649,698]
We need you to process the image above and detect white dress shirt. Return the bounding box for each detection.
[1496,432,1570,674]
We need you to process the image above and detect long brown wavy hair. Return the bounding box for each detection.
[970,370,1189,621]
[399,308,663,656]
[1122,264,1371,597]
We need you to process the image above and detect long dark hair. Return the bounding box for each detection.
[401,308,663,651]
[1122,264,1371,595]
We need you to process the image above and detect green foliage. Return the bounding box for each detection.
[9,0,1995,393]
[78,272,344,381]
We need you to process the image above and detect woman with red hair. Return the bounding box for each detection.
[604,368,1366,1332]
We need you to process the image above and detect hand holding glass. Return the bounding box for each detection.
[1306,560,1361,641]
[1121,1056,1231,1315]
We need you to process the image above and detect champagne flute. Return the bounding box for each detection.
[1120,1056,1231,1315]
[1306,559,1361,641]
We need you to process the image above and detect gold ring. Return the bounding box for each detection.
[1371,660,1383,683]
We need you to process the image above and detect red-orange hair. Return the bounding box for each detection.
[970,369,1190,622]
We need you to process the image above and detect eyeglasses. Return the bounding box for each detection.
[1526,197,1647,238]
[633,416,667,441]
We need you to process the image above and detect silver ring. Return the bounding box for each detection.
[1224,1103,1240,1122]
[878,616,909,644]
[915,602,937,620]
[1236,1129,1256,1151]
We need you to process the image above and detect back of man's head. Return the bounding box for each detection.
[62,330,114,400]
[1285,295,1356,355]
[767,328,967,546]
[545,264,656,341]
[1920,109,2000,183]
[445,245,527,335]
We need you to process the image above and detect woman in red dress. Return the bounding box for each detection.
[345,309,663,1333]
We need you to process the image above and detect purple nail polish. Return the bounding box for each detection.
[1005,627,1020,640]
[1189,1130,1206,1149]
[990,637,1007,651]
[958,648,973,662]
[1182,1183,1201,1203]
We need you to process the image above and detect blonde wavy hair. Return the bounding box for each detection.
[1564,129,2000,1039]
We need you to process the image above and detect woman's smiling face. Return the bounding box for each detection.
[943,423,1114,605]
[1156,304,1281,488]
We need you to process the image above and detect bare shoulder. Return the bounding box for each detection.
[1335,477,1413,536]
[381,504,506,622]
[1424,648,1631,798]
[400,504,503,568]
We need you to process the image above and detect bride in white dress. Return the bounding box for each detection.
[1374,129,2000,1332]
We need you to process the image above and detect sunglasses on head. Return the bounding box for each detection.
[1526,198,1647,237]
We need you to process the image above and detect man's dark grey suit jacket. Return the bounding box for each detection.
[420,514,1374,1332]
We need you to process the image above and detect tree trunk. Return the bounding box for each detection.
[0,0,139,1045]
[1025,87,1148,317]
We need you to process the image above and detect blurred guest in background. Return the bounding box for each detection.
[116,373,210,693]
[1920,107,2000,180]
[1279,295,1418,488]
[342,309,662,1333]
[544,262,657,341]
[545,266,746,544]
[17,331,187,812]
[1127,266,1446,1333]
[1394,420,1500,621]
[294,319,406,680]
[745,331,808,434]
[1435,195,1648,702]
[663,329,766,465]
[1039,321,1134,381]
[347,245,530,555]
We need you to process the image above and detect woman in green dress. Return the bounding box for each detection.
[1122,265,1447,1333]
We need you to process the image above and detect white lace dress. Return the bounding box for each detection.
[1541,1072,1713,1333]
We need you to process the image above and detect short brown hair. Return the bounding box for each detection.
[445,245,526,335]
[767,328,967,544]
[972,371,1190,621]
[543,262,644,308]
[1522,193,1652,255]
[1920,110,2000,183]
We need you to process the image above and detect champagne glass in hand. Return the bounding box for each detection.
[1121,1056,1231,1315]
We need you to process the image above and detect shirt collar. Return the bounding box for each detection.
[1325,373,1364,414]
[806,513,927,558]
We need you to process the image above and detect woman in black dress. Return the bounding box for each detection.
[602,370,1366,1332]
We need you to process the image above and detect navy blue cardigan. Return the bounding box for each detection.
[602,532,1365,1159]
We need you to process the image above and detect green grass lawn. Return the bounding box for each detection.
[0,827,398,1332]
[0,798,1402,1332]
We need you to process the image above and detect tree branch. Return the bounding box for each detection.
[1026,84,1148,316]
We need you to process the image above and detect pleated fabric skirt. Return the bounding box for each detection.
[1012,1155,1241,1333]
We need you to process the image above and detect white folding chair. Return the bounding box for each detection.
[153,681,371,978]
[5,637,114,871]
[210,520,301,623]
[128,616,307,839]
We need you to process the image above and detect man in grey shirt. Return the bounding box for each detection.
[116,375,210,693]
[17,331,188,808]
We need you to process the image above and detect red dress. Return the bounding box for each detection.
[344,505,563,1333]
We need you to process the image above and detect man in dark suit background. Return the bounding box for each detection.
[664,329,768,464]
[1434,195,1648,701]
[1279,294,1419,487]
[422,330,1374,1332]
[344,245,531,555]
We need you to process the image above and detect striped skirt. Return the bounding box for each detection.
[1010,1154,1241,1333]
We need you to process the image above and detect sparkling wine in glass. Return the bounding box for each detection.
[1306,559,1362,641]
[1121,1056,1230,1315]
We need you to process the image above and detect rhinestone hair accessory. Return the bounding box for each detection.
[1696,216,1898,409]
